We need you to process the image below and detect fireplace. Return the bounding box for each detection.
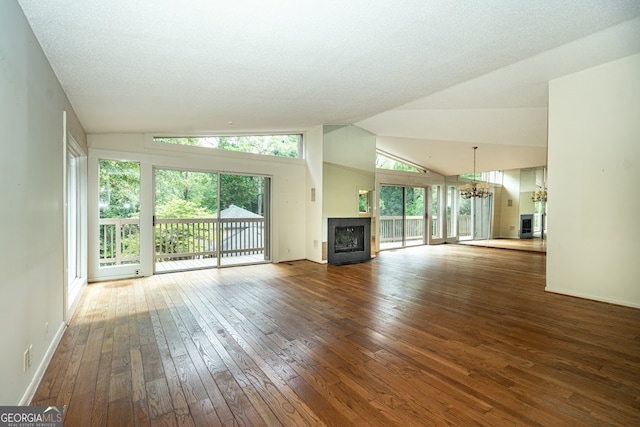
[327,217,371,265]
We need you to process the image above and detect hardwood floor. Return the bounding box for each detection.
[32,245,640,426]
[457,238,546,253]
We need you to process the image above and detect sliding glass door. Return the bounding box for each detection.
[458,193,492,241]
[379,185,425,250]
[153,169,270,273]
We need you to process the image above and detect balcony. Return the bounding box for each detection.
[379,215,472,249]
[99,216,266,271]
[379,216,425,249]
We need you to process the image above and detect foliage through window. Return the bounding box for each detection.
[379,186,424,217]
[154,135,301,159]
[376,152,424,173]
[459,170,503,185]
[99,160,141,266]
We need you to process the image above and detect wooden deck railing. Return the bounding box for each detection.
[458,215,472,237]
[99,217,265,266]
[101,214,471,266]
[154,218,217,262]
[99,218,141,266]
[379,215,473,245]
[379,216,424,244]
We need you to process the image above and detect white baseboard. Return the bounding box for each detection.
[19,321,67,405]
[545,287,640,309]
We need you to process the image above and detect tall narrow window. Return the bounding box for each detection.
[65,137,87,318]
[98,160,141,267]
[446,186,457,238]
[431,185,442,239]
[67,152,78,283]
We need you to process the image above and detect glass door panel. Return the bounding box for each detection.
[431,185,441,239]
[405,187,425,247]
[473,195,492,240]
[219,174,269,266]
[379,185,404,249]
[154,169,218,273]
[458,197,472,240]
[98,160,141,269]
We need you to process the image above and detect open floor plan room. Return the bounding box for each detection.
[32,245,640,426]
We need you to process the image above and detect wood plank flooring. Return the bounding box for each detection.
[457,238,546,253]
[32,244,640,426]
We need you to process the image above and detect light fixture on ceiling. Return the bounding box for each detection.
[531,187,547,202]
[458,146,490,199]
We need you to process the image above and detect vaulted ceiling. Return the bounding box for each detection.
[17,1,640,175]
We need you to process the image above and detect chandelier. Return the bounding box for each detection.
[531,187,547,202]
[459,147,490,199]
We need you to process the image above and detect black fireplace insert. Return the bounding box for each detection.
[327,217,371,265]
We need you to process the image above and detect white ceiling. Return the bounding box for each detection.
[17,1,640,175]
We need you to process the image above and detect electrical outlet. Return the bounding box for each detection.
[135,269,140,276]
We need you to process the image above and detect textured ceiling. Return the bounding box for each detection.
[17,0,640,175]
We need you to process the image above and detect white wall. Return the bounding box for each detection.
[323,163,375,218]
[88,134,308,280]
[547,53,640,307]
[305,126,324,263]
[0,2,87,404]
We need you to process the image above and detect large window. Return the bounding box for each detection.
[153,135,301,158]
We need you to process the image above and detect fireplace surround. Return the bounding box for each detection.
[327,217,371,265]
